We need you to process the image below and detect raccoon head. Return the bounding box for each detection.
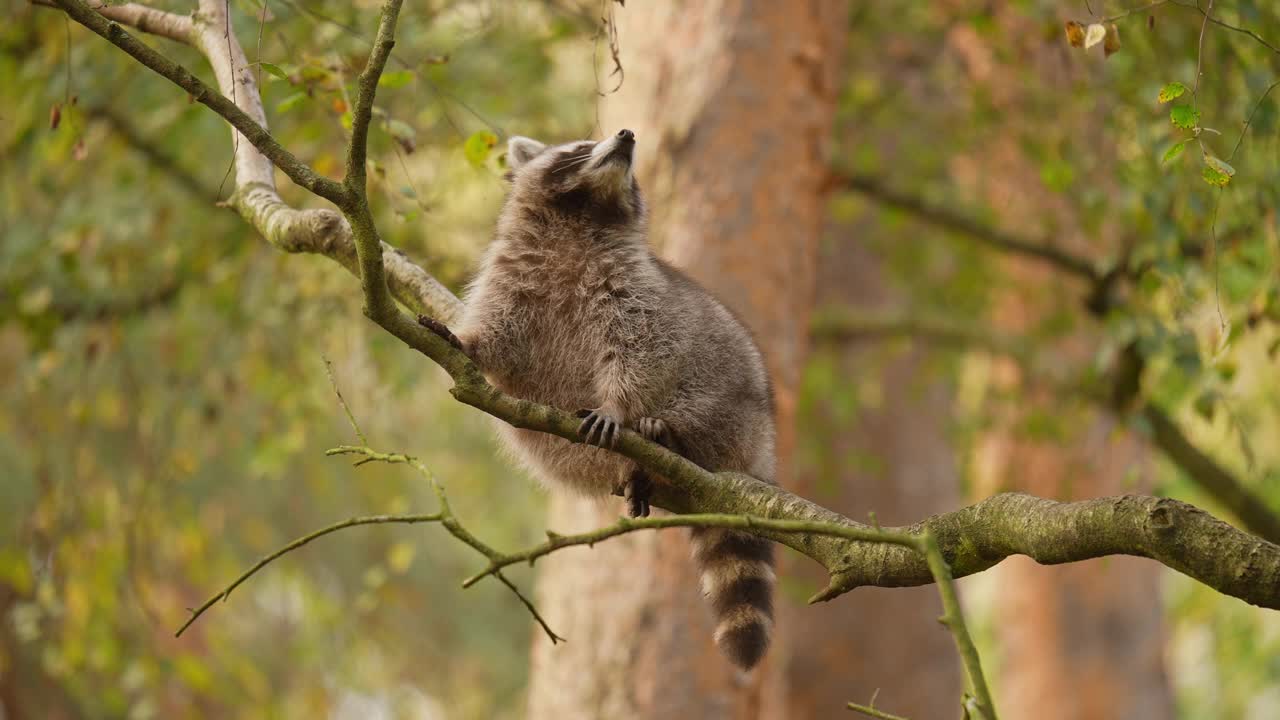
[502,129,644,228]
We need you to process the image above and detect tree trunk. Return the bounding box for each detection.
[943,9,1176,713]
[787,229,964,717]
[981,411,1175,719]
[526,2,847,718]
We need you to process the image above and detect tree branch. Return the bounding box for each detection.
[175,512,444,638]
[50,278,183,322]
[831,171,1100,282]
[87,104,217,199]
[344,0,400,197]
[52,0,346,203]
[338,0,404,323]
[1142,405,1280,543]
[46,0,462,322]
[54,0,1280,655]
[33,0,193,43]
[811,310,1280,545]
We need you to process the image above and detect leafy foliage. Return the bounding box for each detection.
[1,1,600,716]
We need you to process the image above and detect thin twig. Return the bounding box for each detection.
[1101,0,1171,24]
[175,512,444,637]
[325,445,564,643]
[1228,78,1280,162]
[322,356,368,446]
[344,0,402,199]
[1192,0,1215,96]
[1170,0,1280,55]
[847,701,911,719]
[919,530,995,719]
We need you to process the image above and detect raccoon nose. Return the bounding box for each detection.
[616,129,635,143]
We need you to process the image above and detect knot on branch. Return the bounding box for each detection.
[309,209,348,250]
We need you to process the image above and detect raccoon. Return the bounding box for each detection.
[424,129,777,670]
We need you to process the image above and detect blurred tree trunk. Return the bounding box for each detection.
[986,442,1174,719]
[941,11,1176,715]
[526,2,846,718]
[976,317,1175,720]
[787,232,964,717]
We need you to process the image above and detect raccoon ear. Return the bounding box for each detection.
[506,136,547,171]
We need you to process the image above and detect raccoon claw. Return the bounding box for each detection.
[616,471,652,518]
[636,417,673,448]
[416,314,463,352]
[577,408,621,449]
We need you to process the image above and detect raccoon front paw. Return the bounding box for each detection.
[576,408,622,449]
[614,469,652,518]
[416,314,464,353]
[636,417,673,448]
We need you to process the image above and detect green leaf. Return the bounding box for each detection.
[259,62,288,81]
[275,92,307,114]
[1202,164,1231,186]
[463,130,498,168]
[1169,105,1200,130]
[1203,154,1235,178]
[378,70,415,89]
[1157,82,1187,103]
[1162,139,1190,165]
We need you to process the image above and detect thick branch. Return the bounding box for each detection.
[832,171,1099,282]
[232,184,462,320]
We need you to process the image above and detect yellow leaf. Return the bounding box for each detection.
[1103,24,1121,58]
[1064,20,1085,48]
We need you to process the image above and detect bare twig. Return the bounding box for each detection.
[175,512,445,637]
[324,445,565,643]
[322,357,368,446]
[1101,0,1171,24]
[847,701,911,720]
[1192,0,1215,96]
[1171,0,1280,55]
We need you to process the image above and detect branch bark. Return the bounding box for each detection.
[50,0,1280,630]
[831,171,1100,282]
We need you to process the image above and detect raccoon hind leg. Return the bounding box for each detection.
[612,417,675,518]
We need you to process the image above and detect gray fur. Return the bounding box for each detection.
[454,131,777,670]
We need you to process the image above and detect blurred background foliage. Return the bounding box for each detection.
[2,0,1280,718]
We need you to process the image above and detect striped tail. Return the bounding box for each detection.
[691,527,776,670]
